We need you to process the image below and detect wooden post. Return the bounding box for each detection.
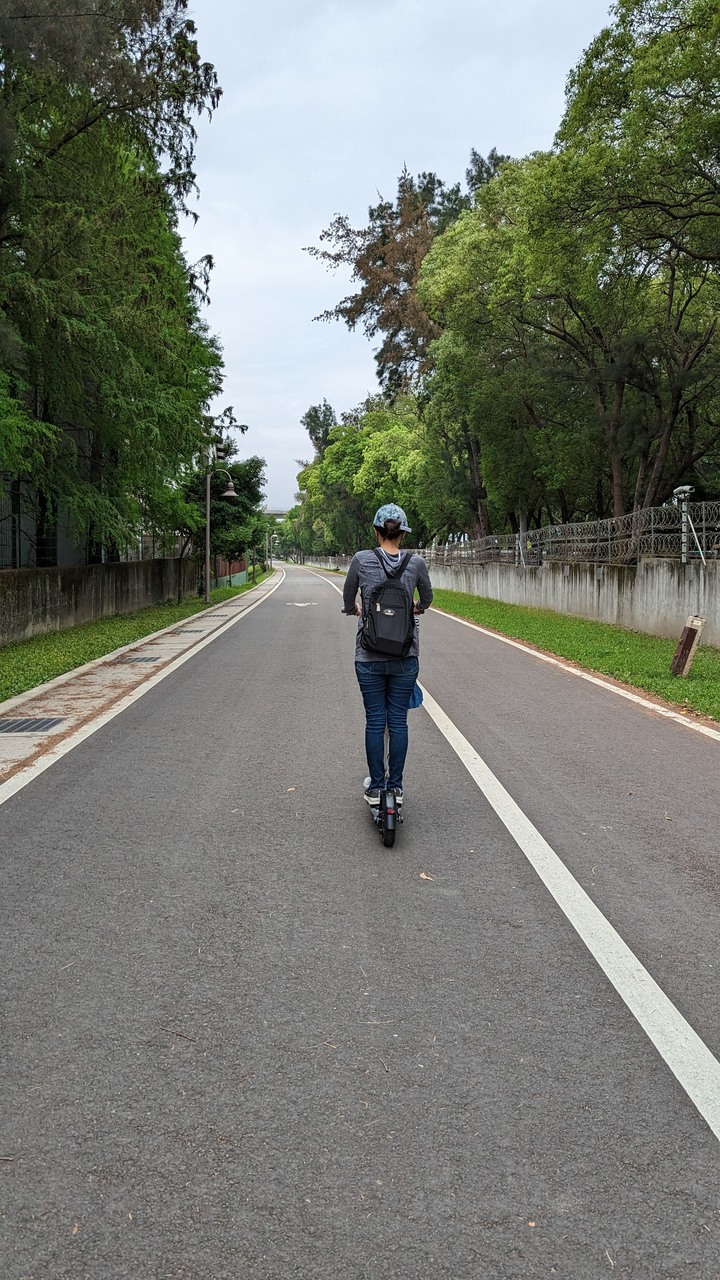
[670,615,705,676]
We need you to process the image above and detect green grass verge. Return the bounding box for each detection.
[432,588,720,723]
[0,572,273,703]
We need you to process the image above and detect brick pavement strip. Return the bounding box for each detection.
[0,585,274,786]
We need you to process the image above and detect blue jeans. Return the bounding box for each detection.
[355,658,419,790]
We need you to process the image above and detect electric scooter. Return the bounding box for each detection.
[366,729,402,848]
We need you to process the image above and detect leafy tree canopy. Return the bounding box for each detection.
[298,2,720,542]
[0,0,227,566]
[305,150,510,393]
[301,399,336,457]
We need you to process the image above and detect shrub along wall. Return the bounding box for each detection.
[0,559,198,646]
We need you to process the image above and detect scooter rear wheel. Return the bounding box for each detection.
[379,789,396,847]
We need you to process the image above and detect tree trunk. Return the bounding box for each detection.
[642,388,683,509]
[632,438,651,510]
[465,426,491,538]
[87,432,104,562]
[601,380,626,517]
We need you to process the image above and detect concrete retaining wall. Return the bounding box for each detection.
[305,555,720,647]
[0,559,198,646]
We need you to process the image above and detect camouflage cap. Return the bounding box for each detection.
[373,503,412,532]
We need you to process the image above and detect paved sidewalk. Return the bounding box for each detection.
[0,577,278,786]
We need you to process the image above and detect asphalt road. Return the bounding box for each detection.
[2,563,720,1279]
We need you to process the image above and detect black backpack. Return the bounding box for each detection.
[361,549,415,657]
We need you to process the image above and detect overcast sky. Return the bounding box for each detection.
[182,0,613,511]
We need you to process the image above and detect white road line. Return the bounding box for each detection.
[0,571,285,809]
[420,682,720,1142]
[297,567,344,589]
[431,606,720,744]
[0,586,273,717]
[302,563,720,1138]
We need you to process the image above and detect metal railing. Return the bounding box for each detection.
[300,500,720,571]
[420,501,720,570]
[6,484,720,572]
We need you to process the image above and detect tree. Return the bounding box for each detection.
[181,454,266,572]
[0,3,225,561]
[558,0,720,269]
[301,399,336,456]
[292,398,443,551]
[305,152,509,392]
[7,124,223,554]
[299,4,720,537]
[465,146,510,195]
[0,1,220,211]
[419,148,720,521]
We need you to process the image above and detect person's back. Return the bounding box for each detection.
[343,505,433,806]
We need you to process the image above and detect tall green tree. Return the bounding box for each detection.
[301,399,336,457]
[0,1,219,210]
[0,0,224,561]
[558,0,720,269]
[299,3,720,540]
[181,454,266,567]
[420,144,720,520]
[293,399,434,552]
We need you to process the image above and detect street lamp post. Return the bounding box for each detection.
[265,528,280,568]
[205,462,238,604]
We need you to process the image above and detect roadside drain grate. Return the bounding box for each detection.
[0,717,65,734]
[111,655,161,664]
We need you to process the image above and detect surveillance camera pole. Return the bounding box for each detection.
[673,485,694,565]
